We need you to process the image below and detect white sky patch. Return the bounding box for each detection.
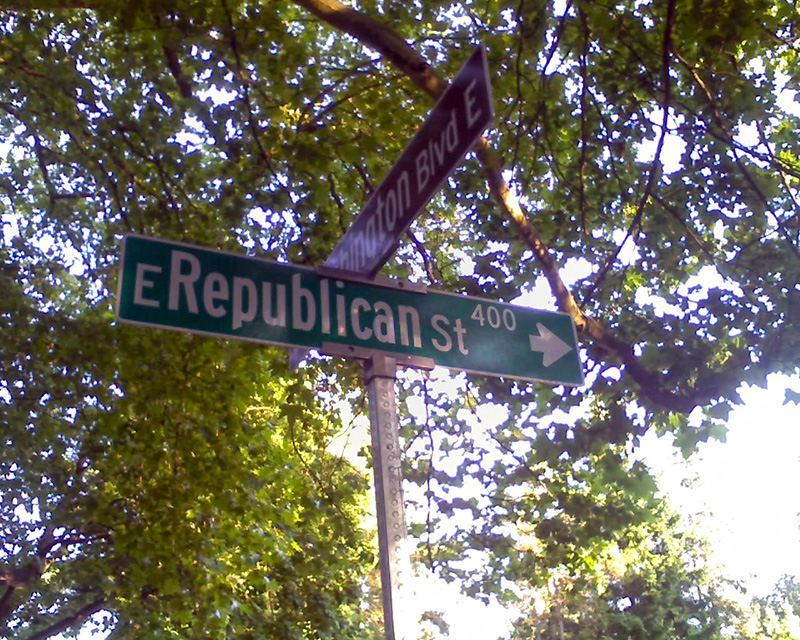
[13,498,41,524]
[512,275,558,311]
[2,213,20,244]
[635,107,687,175]
[639,374,800,599]
[777,87,800,117]
[775,67,800,117]
[0,139,20,242]
[246,206,273,229]
[635,264,745,319]
[170,115,207,150]
[454,246,476,277]
[408,570,519,639]
[561,256,595,287]
[734,121,760,148]
[552,0,569,17]
[475,401,509,428]
[680,264,744,299]
[197,85,237,106]
[512,257,594,312]
[634,287,683,318]
[611,228,641,266]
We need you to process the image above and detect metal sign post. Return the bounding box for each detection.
[273,46,491,632]
[364,355,409,640]
[320,346,434,639]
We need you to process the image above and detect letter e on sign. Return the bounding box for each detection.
[134,264,161,308]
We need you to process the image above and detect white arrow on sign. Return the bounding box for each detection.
[529,323,574,367]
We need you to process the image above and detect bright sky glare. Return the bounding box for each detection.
[639,374,800,599]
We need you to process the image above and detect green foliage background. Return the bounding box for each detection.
[1,0,798,638]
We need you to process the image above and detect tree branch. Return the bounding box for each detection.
[290,0,751,413]
[585,0,676,302]
[162,41,193,99]
[0,564,39,588]
[676,47,800,260]
[578,8,590,234]
[291,0,448,98]
[26,598,107,640]
[221,0,278,176]
[0,585,15,623]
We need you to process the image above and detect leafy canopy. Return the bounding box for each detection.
[1,0,798,637]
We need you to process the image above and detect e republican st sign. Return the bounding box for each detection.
[324,45,494,278]
[117,235,583,386]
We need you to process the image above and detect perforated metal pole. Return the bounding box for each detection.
[364,355,410,640]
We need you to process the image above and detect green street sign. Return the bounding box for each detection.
[117,235,583,385]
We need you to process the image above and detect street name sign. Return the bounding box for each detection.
[324,45,494,278]
[291,45,494,369]
[117,235,582,386]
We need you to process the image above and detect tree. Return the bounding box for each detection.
[1,265,380,637]
[509,502,742,640]
[735,576,800,640]
[1,0,798,637]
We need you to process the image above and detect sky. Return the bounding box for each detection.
[387,371,800,639]
[639,374,800,599]
[324,360,800,639]
[410,374,800,637]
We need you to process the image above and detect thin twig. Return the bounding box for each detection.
[584,0,676,303]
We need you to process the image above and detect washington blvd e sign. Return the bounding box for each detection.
[324,45,494,278]
[117,235,582,385]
